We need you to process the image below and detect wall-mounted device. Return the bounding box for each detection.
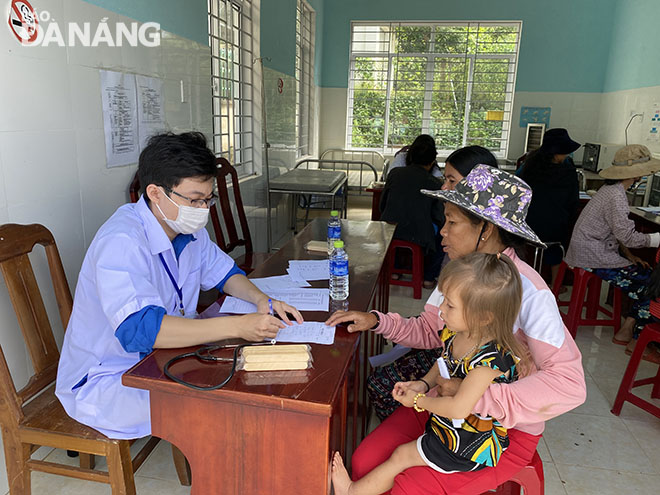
[524,123,545,153]
[581,142,622,172]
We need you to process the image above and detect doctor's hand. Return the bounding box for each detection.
[238,313,285,341]
[324,310,377,332]
[256,298,304,325]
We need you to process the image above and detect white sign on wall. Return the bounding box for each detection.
[101,70,139,167]
[100,70,165,168]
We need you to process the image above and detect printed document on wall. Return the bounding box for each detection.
[136,75,165,151]
[101,70,139,168]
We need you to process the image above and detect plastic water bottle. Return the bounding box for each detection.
[330,240,349,301]
[327,210,341,255]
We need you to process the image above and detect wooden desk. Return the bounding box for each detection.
[123,219,395,495]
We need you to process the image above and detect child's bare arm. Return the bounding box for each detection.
[414,366,501,418]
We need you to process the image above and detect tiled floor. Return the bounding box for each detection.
[14,196,660,494]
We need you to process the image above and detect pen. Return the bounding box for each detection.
[268,298,276,345]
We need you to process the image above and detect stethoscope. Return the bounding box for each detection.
[163,341,276,391]
[157,253,279,390]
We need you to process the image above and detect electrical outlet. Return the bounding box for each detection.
[630,110,644,120]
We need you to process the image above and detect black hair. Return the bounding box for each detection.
[138,132,217,201]
[604,179,622,185]
[445,145,498,177]
[405,134,437,167]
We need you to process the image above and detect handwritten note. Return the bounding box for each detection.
[275,321,336,345]
[250,275,311,293]
[220,289,330,314]
[287,260,330,281]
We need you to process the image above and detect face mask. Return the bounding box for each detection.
[156,190,210,235]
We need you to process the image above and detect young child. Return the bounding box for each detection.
[332,252,527,494]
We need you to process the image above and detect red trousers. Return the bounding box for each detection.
[352,406,541,495]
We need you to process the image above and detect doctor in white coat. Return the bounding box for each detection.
[56,132,302,439]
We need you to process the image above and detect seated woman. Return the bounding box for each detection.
[380,134,444,287]
[519,128,581,285]
[388,144,443,179]
[565,144,660,362]
[326,165,586,494]
[364,145,498,421]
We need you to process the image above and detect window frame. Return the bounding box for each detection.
[208,0,256,176]
[346,21,521,158]
[295,0,316,158]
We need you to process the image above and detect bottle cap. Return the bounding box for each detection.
[333,240,344,248]
[330,210,339,217]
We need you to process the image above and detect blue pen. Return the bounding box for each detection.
[268,298,277,344]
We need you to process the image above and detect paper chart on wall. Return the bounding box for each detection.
[101,70,139,168]
[136,75,166,151]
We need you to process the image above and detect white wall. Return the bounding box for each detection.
[0,1,213,492]
[597,85,660,153]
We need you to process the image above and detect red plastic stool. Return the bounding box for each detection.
[481,450,544,495]
[552,261,622,339]
[387,239,424,299]
[611,323,660,418]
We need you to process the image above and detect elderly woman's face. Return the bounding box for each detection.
[439,203,484,260]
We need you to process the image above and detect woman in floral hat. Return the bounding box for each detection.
[326,166,586,494]
[565,144,660,362]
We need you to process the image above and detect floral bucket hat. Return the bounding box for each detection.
[422,164,545,247]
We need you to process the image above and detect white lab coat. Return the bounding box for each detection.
[56,197,235,439]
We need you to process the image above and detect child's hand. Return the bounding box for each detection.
[392,382,418,408]
[436,377,462,397]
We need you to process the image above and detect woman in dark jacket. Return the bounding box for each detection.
[380,134,444,286]
[519,128,581,284]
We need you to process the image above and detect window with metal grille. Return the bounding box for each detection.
[296,0,315,158]
[347,22,521,157]
[208,0,255,175]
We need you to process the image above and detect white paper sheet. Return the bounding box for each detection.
[250,275,311,293]
[274,321,336,345]
[220,289,330,314]
[637,206,660,214]
[101,70,139,168]
[437,358,464,428]
[287,259,330,281]
[136,75,165,151]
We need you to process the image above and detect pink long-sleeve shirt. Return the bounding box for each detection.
[373,248,586,435]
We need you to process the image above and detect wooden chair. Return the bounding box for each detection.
[0,223,189,493]
[212,157,271,274]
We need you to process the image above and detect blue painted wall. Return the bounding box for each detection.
[82,0,209,45]
[318,0,618,92]
[603,0,660,92]
[261,0,324,85]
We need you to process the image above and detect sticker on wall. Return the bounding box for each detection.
[520,106,551,128]
[278,78,284,94]
[648,103,660,142]
[7,0,39,45]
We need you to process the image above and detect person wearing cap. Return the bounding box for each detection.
[519,129,581,285]
[326,166,586,494]
[565,144,660,362]
[380,134,445,287]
